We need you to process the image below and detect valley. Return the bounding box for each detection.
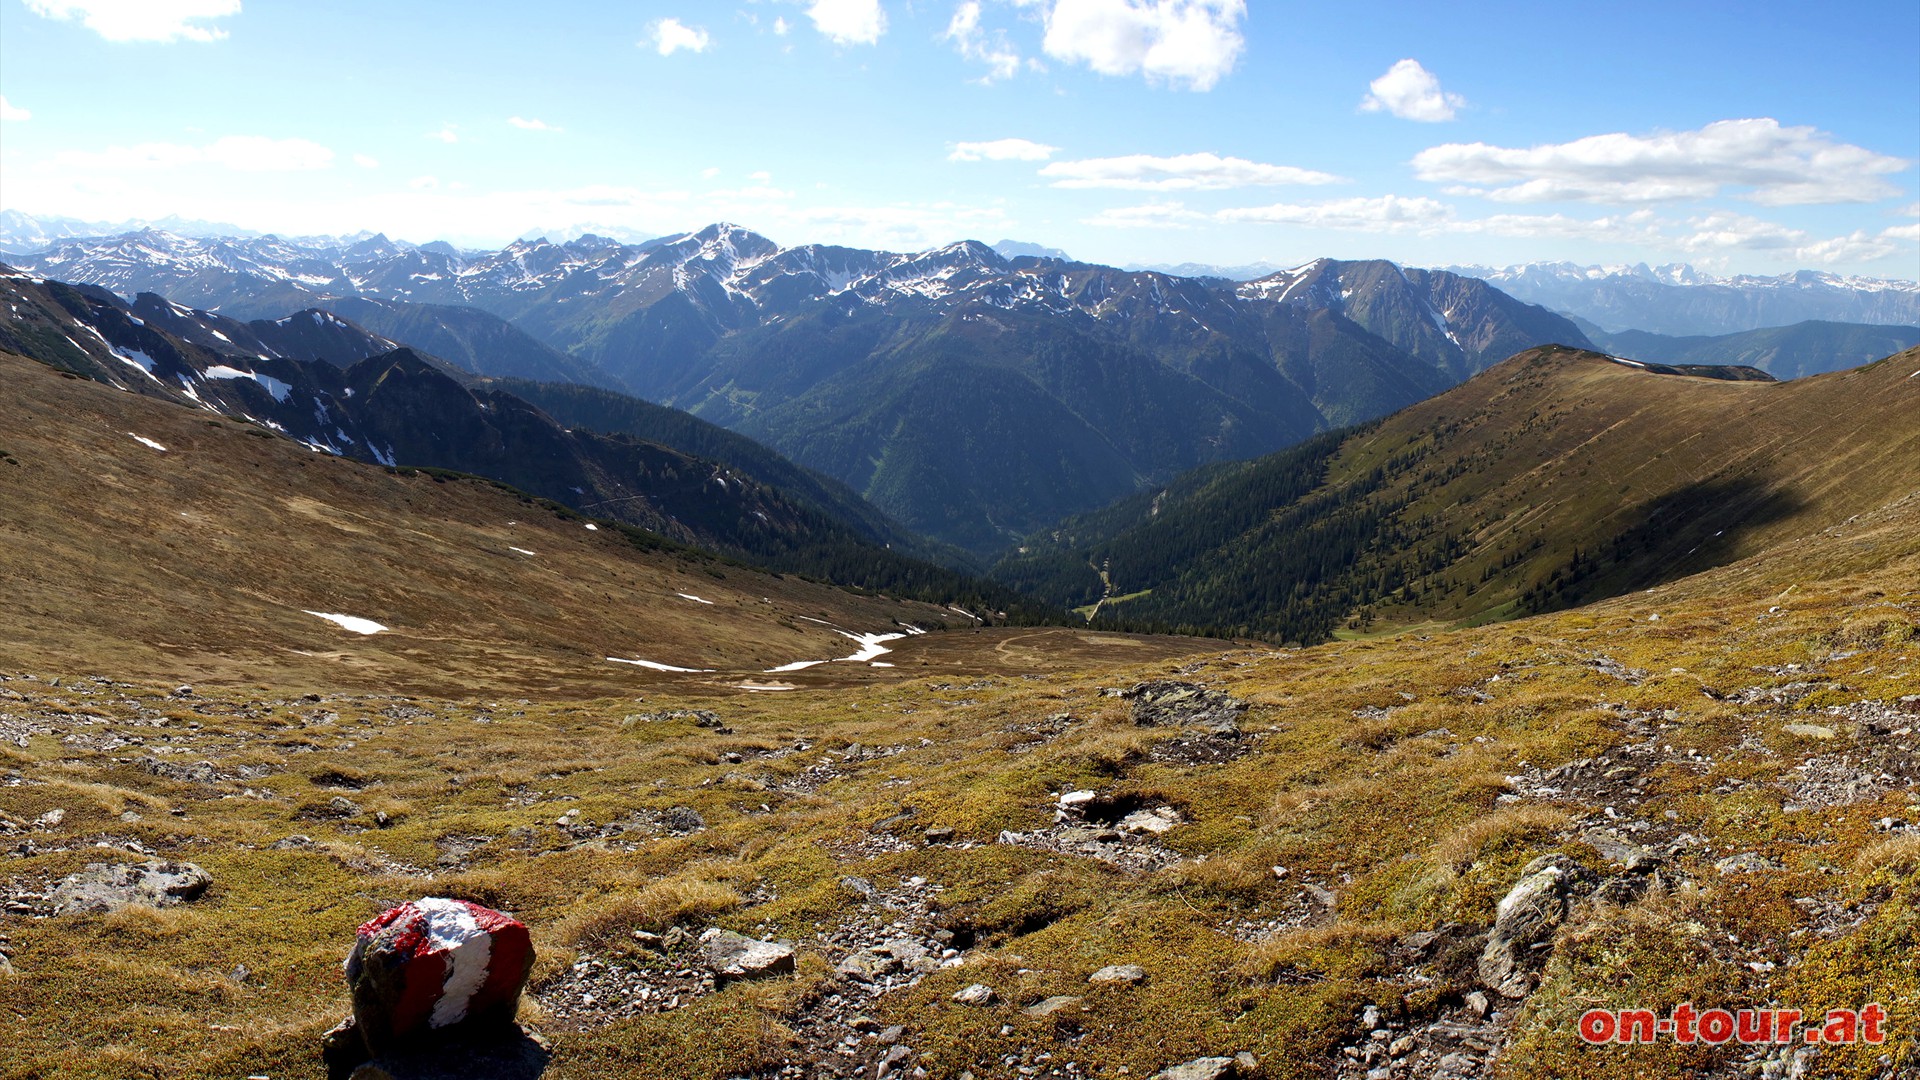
[3,228,1916,1080]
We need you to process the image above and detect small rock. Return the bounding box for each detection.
[699,928,794,981]
[33,809,64,828]
[1151,1057,1237,1080]
[837,949,900,981]
[923,826,956,844]
[1715,852,1783,875]
[1389,1036,1416,1057]
[1783,724,1835,740]
[1119,806,1182,835]
[1023,995,1081,1018]
[1362,1005,1380,1029]
[952,983,996,1005]
[1089,964,1147,986]
[1464,990,1490,1018]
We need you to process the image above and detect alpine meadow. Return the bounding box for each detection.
[2,3,1918,1080]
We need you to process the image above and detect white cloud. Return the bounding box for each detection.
[807,0,887,45]
[1084,202,1208,228]
[1215,194,1455,232]
[508,116,561,132]
[22,0,239,42]
[49,135,334,172]
[702,166,722,179]
[948,138,1059,162]
[1794,230,1899,265]
[1883,222,1920,242]
[1678,211,1805,252]
[1413,118,1910,206]
[651,17,711,55]
[428,125,458,144]
[1898,202,1920,218]
[1040,152,1341,190]
[409,176,440,191]
[1041,0,1245,91]
[1452,209,1662,243]
[773,17,790,35]
[944,1,1022,82]
[0,96,28,122]
[1359,59,1463,122]
[750,170,774,182]
[353,154,380,169]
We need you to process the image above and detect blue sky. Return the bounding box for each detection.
[2,0,1916,277]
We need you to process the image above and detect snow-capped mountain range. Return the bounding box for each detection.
[1444,260,1920,335]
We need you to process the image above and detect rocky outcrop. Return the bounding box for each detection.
[50,860,211,914]
[1477,856,1579,998]
[1121,681,1247,735]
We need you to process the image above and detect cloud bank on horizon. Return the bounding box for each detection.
[0,0,1914,278]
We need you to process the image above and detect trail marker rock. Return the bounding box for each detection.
[324,897,536,1078]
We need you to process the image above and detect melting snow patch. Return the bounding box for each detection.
[304,611,388,635]
[606,657,714,673]
[584,523,599,531]
[204,365,293,402]
[1606,356,1647,368]
[735,682,797,692]
[767,659,826,673]
[509,547,537,557]
[677,593,715,605]
[127,434,167,452]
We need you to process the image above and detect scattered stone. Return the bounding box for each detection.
[272,835,316,849]
[1089,963,1147,986]
[837,948,901,982]
[923,826,955,844]
[952,983,996,1005]
[1024,995,1082,1018]
[50,860,211,914]
[1783,724,1836,740]
[1121,681,1247,735]
[1580,830,1661,873]
[32,808,64,828]
[325,898,535,1078]
[1152,1056,1239,1080]
[699,928,795,981]
[1119,806,1183,835]
[659,806,705,834]
[1464,990,1491,1018]
[1715,852,1783,875]
[1478,855,1578,997]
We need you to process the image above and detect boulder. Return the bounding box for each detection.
[1477,855,1577,997]
[50,860,211,914]
[1121,681,1247,735]
[334,897,535,1068]
[699,928,795,981]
